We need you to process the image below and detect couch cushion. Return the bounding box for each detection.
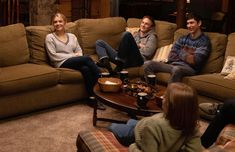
[77,130,128,152]
[127,18,177,48]
[0,23,29,67]
[26,22,78,65]
[57,68,84,84]
[221,56,235,75]
[75,17,127,55]
[225,33,235,58]
[0,64,58,96]
[174,29,227,74]
[152,44,172,63]
[185,73,235,101]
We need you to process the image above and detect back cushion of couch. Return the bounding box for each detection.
[225,33,235,57]
[174,29,227,74]
[75,17,127,55]
[127,18,177,48]
[0,23,29,67]
[26,22,78,65]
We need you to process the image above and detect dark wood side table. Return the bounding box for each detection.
[92,83,165,126]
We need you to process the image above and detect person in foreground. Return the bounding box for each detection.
[109,82,202,152]
[45,12,104,109]
[95,15,157,74]
[144,12,211,83]
[201,99,235,151]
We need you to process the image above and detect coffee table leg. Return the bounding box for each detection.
[92,97,98,126]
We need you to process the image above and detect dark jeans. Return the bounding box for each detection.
[201,99,235,148]
[95,32,144,68]
[60,56,100,95]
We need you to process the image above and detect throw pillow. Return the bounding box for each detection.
[126,27,139,36]
[221,56,235,75]
[224,71,235,80]
[216,124,235,146]
[152,44,173,62]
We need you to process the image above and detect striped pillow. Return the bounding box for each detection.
[152,44,172,62]
[125,27,139,36]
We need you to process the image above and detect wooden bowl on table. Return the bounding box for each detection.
[98,77,122,92]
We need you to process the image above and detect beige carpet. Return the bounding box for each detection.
[0,101,130,152]
[0,101,208,152]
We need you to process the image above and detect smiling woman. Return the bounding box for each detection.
[45,12,104,109]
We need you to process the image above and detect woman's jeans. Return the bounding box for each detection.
[95,32,144,67]
[201,99,235,148]
[60,56,100,95]
[108,119,138,146]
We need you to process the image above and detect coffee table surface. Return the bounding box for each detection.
[93,83,165,117]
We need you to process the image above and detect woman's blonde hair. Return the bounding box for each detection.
[51,12,67,24]
[164,82,199,136]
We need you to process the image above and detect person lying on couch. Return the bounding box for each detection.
[45,12,105,110]
[201,99,235,151]
[144,12,211,83]
[108,82,202,152]
[95,15,158,75]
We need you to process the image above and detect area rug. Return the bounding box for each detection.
[0,101,208,152]
[0,101,130,152]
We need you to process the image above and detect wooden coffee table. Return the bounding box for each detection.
[92,82,165,126]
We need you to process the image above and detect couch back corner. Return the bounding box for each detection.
[25,22,78,65]
[0,23,29,67]
[75,17,127,55]
[225,32,235,58]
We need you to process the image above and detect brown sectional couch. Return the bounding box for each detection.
[0,17,234,119]
[126,18,235,105]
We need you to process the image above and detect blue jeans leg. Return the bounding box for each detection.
[95,39,118,63]
[108,119,138,146]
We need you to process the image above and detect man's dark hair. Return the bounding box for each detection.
[186,12,202,23]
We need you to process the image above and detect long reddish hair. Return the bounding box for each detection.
[164,83,199,136]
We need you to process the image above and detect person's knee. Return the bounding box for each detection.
[172,66,182,74]
[95,39,105,46]
[122,31,133,39]
[85,56,93,62]
[143,61,156,74]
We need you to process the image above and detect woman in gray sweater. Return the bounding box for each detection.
[45,13,104,109]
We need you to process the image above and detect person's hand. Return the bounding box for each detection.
[74,52,82,56]
[182,46,195,55]
[138,43,145,49]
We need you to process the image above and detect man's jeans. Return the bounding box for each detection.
[144,61,196,83]
[95,32,144,67]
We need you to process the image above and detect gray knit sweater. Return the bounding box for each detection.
[45,33,82,67]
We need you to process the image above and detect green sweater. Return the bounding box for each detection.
[129,113,202,152]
